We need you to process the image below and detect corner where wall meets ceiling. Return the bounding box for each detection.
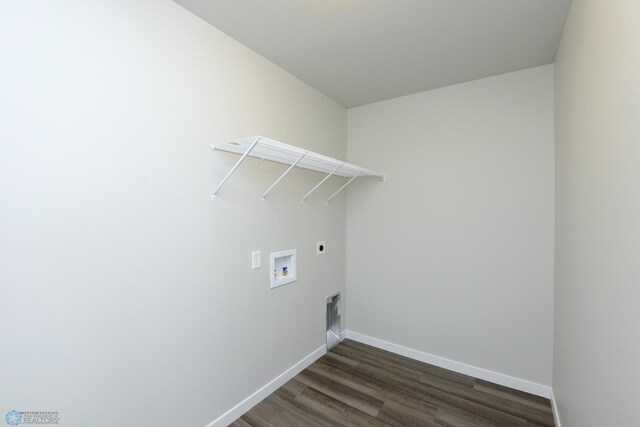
[172,0,571,107]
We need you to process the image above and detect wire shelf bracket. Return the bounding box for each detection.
[261,151,307,202]
[301,162,344,203]
[326,170,363,204]
[211,136,384,202]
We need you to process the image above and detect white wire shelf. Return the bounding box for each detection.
[211,136,384,203]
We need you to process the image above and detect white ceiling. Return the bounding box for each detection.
[173,0,571,108]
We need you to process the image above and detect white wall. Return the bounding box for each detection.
[0,1,347,426]
[554,1,640,425]
[347,65,555,387]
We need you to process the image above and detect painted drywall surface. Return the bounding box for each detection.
[554,1,640,425]
[347,65,555,386]
[0,1,346,426]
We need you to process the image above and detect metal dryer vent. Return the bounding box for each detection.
[326,292,341,350]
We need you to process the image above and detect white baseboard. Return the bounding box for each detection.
[205,332,554,426]
[550,388,562,427]
[345,330,551,399]
[206,344,326,427]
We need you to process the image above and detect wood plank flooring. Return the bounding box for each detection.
[230,339,555,427]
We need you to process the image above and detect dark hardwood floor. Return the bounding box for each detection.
[230,339,555,427]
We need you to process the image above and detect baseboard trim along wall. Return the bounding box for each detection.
[550,388,562,427]
[206,344,326,427]
[345,330,552,398]
[207,329,552,426]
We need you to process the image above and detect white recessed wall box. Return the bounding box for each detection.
[270,249,297,288]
